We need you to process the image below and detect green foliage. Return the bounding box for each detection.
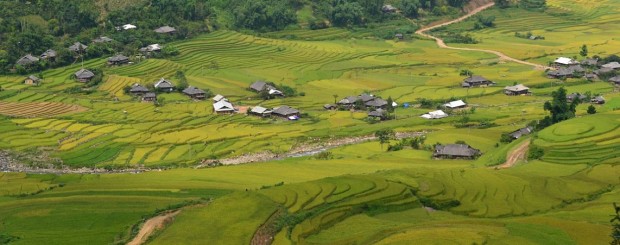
[400,0,421,18]
[540,87,577,129]
[473,15,496,30]
[375,128,395,150]
[459,69,473,76]
[233,0,297,31]
[587,105,597,114]
[500,133,514,143]
[519,0,547,11]
[315,151,333,160]
[612,203,620,245]
[494,0,511,8]
[527,144,544,160]
[0,234,20,244]
[580,44,588,58]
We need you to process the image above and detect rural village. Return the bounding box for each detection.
[0,0,618,244]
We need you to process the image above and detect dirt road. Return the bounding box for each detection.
[415,2,551,70]
[495,140,530,169]
[127,210,180,245]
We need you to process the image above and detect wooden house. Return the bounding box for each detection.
[433,144,481,159]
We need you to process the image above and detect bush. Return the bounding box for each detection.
[527,144,544,160]
[587,105,597,114]
[315,151,333,160]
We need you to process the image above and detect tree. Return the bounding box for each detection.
[333,94,339,104]
[375,128,395,150]
[400,0,421,18]
[494,0,510,8]
[459,69,473,76]
[543,87,577,124]
[612,203,620,245]
[519,0,546,11]
[587,105,597,114]
[386,96,395,113]
[580,44,588,58]
[331,0,365,27]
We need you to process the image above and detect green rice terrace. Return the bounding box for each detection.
[0,0,619,244]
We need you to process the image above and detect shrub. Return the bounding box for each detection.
[527,144,544,160]
[587,105,597,114]
[315,151,333,160]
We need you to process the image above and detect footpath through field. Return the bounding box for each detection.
[127,210,181,245]
[414,3,552,70]
[494,140,530,169]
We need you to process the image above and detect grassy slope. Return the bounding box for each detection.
[0,1,619,244]
[436,0,620,62]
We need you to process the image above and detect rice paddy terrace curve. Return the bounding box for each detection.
[415,2,552,70]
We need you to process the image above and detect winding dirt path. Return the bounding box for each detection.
[127,210,181,245]
[495,140,530,169]
[414,2,551,70]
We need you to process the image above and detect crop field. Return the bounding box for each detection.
[0,1,619,244]
[435,0,620,62]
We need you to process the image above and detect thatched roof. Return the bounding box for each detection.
[272,105,299,116]
[69,42,88,52]
[16,54,39,65]
[40,49,57,59]
[434,144,480,158]
[182,86,205,95]
[74,69,95,79]
[154,78,174,89]
[130,84,149,93]
[108,54,129,62]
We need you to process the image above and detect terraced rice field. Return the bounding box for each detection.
[0,101,87,117]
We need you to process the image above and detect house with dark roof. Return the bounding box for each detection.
[154,26,176,34]
[74,69,95,82]
[68,42,88,52]
[504,84,530,96]
[581,58,598,66]
[40,49,57,60]
[249,80,276,92]
[602,62,620,70]
[609,76,620,85]
[584,73,598,81]
[93,36,113,43]
[359,94,375,103]
[433,144,481,159]
[142,92,157,102]
[462,76,494,87]
[366,98,388,109]
[338,96,360,106]
[395,33,404,40]
[249,106,272,117]
[154,78,175,92]
[566,93,587,103]
[16,54,39,66]
[24,75,42,85]
[129,84,149,96]
[368,109,387,120]
[182,86,206,100]
[272,105,300,118]
[509,126,534,140]
[595,67,614,75]
[547,65,585,79]
[590,96,605,104]
[323,104,337,110]
[108,54,129,65]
